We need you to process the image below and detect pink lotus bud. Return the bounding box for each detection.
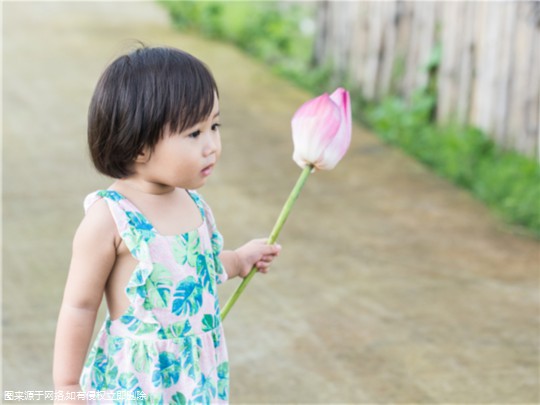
[222,89,352,320]
[291,88,352,170]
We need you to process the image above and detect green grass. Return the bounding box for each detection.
[364,91,540,236]
[158,1,540,238]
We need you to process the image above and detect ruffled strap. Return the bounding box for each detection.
[83,190,159,326]
[189,190,228,285]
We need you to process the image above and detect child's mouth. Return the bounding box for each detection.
[201,164,214,177]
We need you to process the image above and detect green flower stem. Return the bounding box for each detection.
[221,164,313,321]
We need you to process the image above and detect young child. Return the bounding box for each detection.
[53,46,281,404]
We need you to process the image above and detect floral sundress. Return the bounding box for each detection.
[80,189,229,404]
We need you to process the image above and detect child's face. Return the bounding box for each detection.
[136,96,221,191]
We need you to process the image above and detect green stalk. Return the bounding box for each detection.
[221,164,313,321]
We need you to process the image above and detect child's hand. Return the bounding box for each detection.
[234,239,282,278]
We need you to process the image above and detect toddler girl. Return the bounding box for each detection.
[53,46,281,404]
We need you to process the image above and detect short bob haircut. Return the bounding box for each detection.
[88,46,218,178]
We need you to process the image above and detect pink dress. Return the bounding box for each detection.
[80,189,229,404]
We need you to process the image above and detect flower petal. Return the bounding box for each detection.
[316,88,352,170]
[291,93,341,169]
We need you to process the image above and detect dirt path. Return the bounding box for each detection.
[3,2,539,403]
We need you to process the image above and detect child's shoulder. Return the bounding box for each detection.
[84,189,125,211]
[78,190,121,236]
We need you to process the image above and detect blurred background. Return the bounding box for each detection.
[3,1,539,403]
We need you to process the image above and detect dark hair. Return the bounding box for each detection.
[88,46,218,178]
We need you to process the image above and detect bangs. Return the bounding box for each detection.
[160,50,218,136]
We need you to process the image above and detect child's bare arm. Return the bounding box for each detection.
[53,200,118,393]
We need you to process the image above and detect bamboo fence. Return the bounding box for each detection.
[313,1,540,159]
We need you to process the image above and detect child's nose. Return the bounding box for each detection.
[203,132,219,156]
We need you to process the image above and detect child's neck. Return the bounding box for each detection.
[117,177,176,196]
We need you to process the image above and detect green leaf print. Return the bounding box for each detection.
[201,314,219,332]
[143,263,173,310]
[152,352,180,389]
[108,337,124,356]
[118,372,138,390]
[167,319,193,338]
[84,349,118,391]
[214,256,225,282]
[178,338,200,380]
[211,231,223,253]
[172,233,200,268]
[131,340,158,373]
[172,276,203,316]
[170,392,187,405]
[119,314,159,336]
[105,364,118,390]
[144,393,164,404]
[89,347,108,390]
[122,230,152,261]
[196,253,215,296]
[126,211,155,242]
[191,373,216,404]
[211,329,222,349]
[217,361,229,401]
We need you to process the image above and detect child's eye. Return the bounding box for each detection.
[211,123,221,132]
[189,130,201,138]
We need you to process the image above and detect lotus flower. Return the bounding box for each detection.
[292,87,352,170]
[221,88,352,320]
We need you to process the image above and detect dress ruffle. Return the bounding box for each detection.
[193,192,228,286]
[85,191,161,328]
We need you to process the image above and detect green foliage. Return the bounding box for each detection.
[159,1,314,76]
[365,90,540,236]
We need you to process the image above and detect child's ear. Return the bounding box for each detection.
[135,147,150,163]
